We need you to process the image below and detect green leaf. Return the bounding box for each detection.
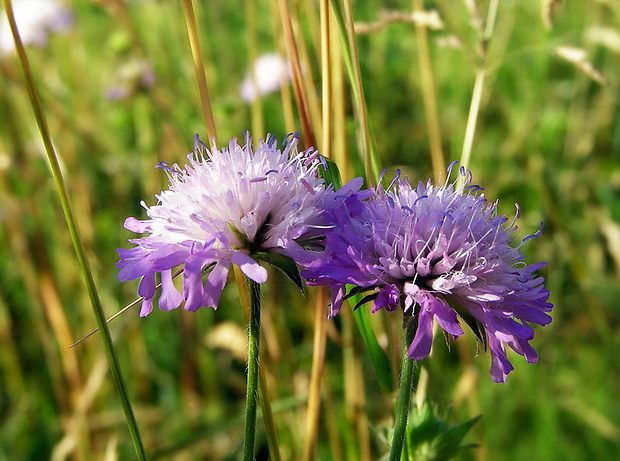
[349,290,394,392]
[447,298,488,351]
[406,402,481,461]
[318,155,343,189]
[255,251,304,292]
[352,292,378,310]
[433,414,482,460]
[343,284,380,300]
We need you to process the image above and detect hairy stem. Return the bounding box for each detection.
[389,321,418,461]
[243,279,262,461]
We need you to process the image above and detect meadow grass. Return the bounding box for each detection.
[1,0,619,459]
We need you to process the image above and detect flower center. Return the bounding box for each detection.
[228,213,273,255]
[248,213,273,254]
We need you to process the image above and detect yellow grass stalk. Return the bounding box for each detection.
[300,2,333,459]
[181,0,218,145]
[276,0,316,147]
[412,0,446,183]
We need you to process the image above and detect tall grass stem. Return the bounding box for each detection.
[300,3,333,457]
[330,0,381,185]
[459,0,499,173]
[181,0,218,145]
[301,288,328,461]
[245,0,264,137]
[277,0,315,147]
[412,0,446,183]
[257,360,281,461]
[320,0,332,155]
[342,307,372,460]
[2,1,147,458]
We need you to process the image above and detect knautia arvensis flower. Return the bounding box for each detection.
[117,133,364,317]
[303,163,553,383]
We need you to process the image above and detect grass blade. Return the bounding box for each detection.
[352,302,394,393]
[2,0,147,458]
[329,0,381,185]
[181,0,218,144]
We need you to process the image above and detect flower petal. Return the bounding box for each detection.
[231,252,267,283]
[159,269,183,311]
[202,262,230,309]
[328,285,346,318]
[138,272,156,299]
[183,262,205,312]
[407,307,435,360]
[373,284,400,313]
[139,297,153,317]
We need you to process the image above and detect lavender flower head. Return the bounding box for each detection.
[303,163,553,383]
[117,133,362,317]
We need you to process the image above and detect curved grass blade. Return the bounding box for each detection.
[329,0,382,186]
[2,1,147,458]
[349,291,394,392]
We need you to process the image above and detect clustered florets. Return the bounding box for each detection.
[303,164,552,382]
[118,136,553,382]
[117,133,364,316]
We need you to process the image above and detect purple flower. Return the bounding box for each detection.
[303,163,553,383]
[117,133,363,317]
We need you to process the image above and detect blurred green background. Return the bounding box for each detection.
[1,0,619,459]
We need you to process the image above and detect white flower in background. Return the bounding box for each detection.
[239,53,291,103]
[106,58,156,101]
[0,0,73,56]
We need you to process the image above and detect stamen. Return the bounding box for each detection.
[523,222,544,243]
[378,168,388,184]
[465,184,484,193]
[387,169,401,190]
[318,154,328,170]
[155,162,182,175]
[401,205,413,216]
[413,195,428,206]
[193,133,208,152]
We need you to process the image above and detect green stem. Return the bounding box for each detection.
[243,279,261,461]
[2,1,147,459]
[459,0,499,175]
[329,0,382,186]
[389,321,418,461]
